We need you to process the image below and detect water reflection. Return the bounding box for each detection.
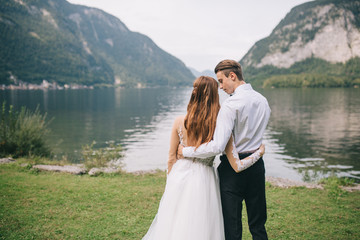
[261,88,360,181]
[120,88,191,171]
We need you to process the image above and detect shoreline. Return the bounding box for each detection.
[2,157,359,191]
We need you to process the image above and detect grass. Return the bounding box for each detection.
[0,163,359,240]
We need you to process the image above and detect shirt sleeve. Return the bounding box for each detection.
[182,102,236,158]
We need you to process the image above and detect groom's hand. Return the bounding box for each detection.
[177,144,184,159]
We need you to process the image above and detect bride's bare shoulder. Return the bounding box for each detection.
[174,115,185,123]
[173,115,185,128]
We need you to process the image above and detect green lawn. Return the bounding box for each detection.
[0,163,359,239]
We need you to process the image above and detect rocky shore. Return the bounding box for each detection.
[0,157,118,176]
[1,157,359,191]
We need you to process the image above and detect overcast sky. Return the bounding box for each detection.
[67,0,311,72]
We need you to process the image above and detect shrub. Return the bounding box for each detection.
[0,102,52,158]
[81,141,123,170]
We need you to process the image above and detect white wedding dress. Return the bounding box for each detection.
[142,127,224,240]
[142,118,263,240]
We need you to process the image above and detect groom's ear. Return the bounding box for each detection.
[229,72,236,81]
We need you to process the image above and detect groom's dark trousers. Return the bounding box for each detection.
[218,152,268,240]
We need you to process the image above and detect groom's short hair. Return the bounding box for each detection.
[214,60,244,81]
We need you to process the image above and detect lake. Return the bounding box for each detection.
[1,87,359,182]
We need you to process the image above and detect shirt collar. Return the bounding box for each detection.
[233,83,252,95]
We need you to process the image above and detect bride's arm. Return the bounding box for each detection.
[167,116,182,174]
[225,135,265,173]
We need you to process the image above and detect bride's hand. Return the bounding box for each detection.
[259,144,265,157]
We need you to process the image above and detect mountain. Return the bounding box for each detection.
[240,0,360,88]
[189,67,216,79]
[0,0,194,87]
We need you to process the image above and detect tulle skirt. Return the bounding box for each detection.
[142,159,225,240]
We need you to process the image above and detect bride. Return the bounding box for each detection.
[142,76,265,240]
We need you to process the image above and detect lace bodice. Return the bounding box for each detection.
[178,126,215,167]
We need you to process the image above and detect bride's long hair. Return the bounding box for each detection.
[184,76,220,149]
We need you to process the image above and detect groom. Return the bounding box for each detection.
[178,60,271,240]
